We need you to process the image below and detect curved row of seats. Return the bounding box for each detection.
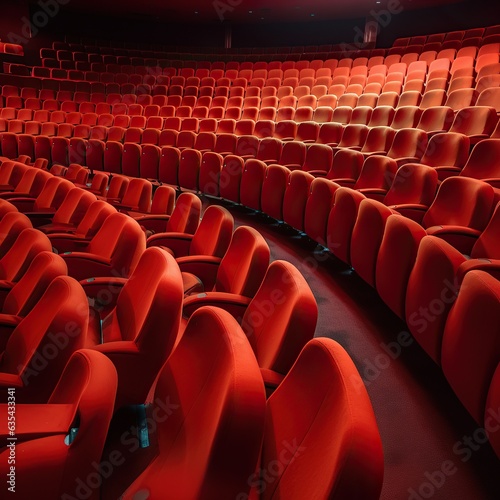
[6,130,498,460]
[0,158,385,498]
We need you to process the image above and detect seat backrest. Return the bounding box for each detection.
[0,211,32,257]
[52,189,97,226]
[0,227,52,282]
[384,163,438,206]
[74,200,117,238]
[242,260,318,376]
[354,155,399,190]
[166,192,202,234]
[1,275,89,403]
[46,349,117,499]
[150,185,176,215]
[87,213,146,276]
[189,205,234,257]
[258,338,384,500]
[3,251,67,317]
[460,139,500,180]
[422,177,495,230]
[105,175,129,200]
[101,248,183,407]
[441,270,500,424]
[215,226,270,296]
[121,306,265,499]
[283,170,315,231]
[120,178,153,213]
[471,202,500,259]
[420,132,470,168]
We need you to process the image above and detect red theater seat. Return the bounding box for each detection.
[0,349,117,500]
[136,191,201,235]
[60,212,146,280]
[179,225,269,298]
[82,247,183,408]
[0,275,89,403]
[254,338,383,499]
[111,306,266,499]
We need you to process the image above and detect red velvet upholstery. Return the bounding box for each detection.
[244,260,317,392]
[0,211,32,258]
[283,170,315,231]
[0,275,89,403]
[116,306,266,499]
[422,176,495,253]
[255,338,384,499]
[376,214,427,318]
[148,204,233,262]
[240,159,267,211]
[0,349,117,500]
[136,191,201,235]
[0,227,52,283]
[441,271,500,424]
[327,187,367,265]
[350,198,396,286]
[60,212,146,280]
[261,164,290,221]
[304,177,339,245]
[86,247,183,409]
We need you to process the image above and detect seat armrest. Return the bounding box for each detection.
[183,292,251,319]
[134,215,172,234]
[176,255,222,291]
[6,197,36,212]
[147,232,193,257]
[425,225,481,254]
[357,188,387,202]
[457,258,500,286]
[0,403,76,442]
[60,253,112,281]
[261,368,286,398]
[80,277,127,312]
[391,203,428,223]
[49,234,91,253]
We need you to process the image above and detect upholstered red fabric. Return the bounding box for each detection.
[0,227,52,283]
[350,198,396,286]
[442,271,500,423]
[486,363,500,459]
[376,215,427,318]
[255,338,384,499]
[0,275,89,403]
[86,247,183,409]
[327,187,367,265]
[148,204,233,265]
[0,211,32,258]
[117,306,266,499]
[137,191,201,235]
[60,212,146,280]
[0,349,117,500]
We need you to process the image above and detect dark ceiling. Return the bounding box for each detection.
[52,0,463,23]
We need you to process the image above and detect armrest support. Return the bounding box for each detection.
[183,292,251,319]
[425,225,481,255]
[176,255,222,291]
[147,232,193,257]
[433,166,461,182]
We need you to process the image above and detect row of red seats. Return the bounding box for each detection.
[1,115,499,180]
[0,158,384,498]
